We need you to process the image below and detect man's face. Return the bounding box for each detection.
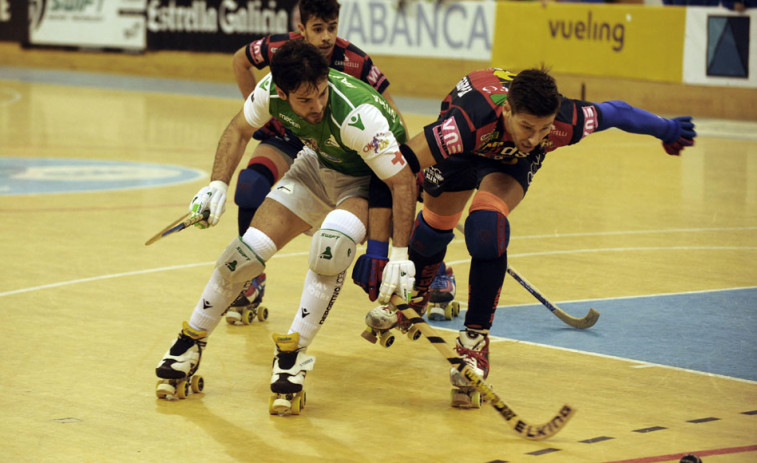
[503,101,556,154]
[298,16,338,58]
[279,78,330,125]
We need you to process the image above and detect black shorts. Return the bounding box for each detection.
[422,153,546,198]
[253,129,304,161]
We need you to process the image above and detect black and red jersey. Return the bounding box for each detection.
[424,68,601,164]
[244,32,389,94]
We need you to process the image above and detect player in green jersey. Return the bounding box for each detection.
[154,41,417,414]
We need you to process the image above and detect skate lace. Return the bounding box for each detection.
[455,342,489,375]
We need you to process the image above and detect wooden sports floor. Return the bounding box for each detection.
[1,68,756,463]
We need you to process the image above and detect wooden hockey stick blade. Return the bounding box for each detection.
[390,295,575,440]
[506,267,599,329]
[454,222,598,328]
[144,210,209,246]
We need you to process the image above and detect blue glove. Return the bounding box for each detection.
[352,240,389,302]
[663,116,696,156]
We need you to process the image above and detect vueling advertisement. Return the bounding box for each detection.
[492,3,686,83]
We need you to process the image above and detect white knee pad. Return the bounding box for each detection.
[308,210,365,276]
[308,229,356,276]
[216,237,266,283]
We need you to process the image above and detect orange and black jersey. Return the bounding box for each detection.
[423,68,601,164]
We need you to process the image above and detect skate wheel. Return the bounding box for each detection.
[291,392,305,415]
[176,380,189,399]
[258,305,268,321]
[191,375,204,393]
[360,327,378,344]
[451,301,460,318]
[470,390,482,408]
[242,308,254,325]
[378,331,395,348]
[268,395,277,415]
[407,325,422,341]
[444,303,455,320]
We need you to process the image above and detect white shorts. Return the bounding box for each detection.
[267,148,369,229]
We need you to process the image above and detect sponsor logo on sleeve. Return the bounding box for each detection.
[582,106,597,138]
[431,116,463,156]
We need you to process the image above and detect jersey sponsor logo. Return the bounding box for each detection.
[367,65,381,85]
[324,135,340,148]
[481,85,503,94]
[582,106,597,138]
[456,76,473,98]
[252,39,264,64]
[432,116,463,156]
[337,76,356,88]
[277,113,301,129]
[348,113,364,130]
[362,132,391,154]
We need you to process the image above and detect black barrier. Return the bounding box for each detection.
[0,0,28,43]
[146,0,300,52]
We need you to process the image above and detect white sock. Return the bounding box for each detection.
[288,270,345,348]
[288,209,365,348]
[189,229,278,335]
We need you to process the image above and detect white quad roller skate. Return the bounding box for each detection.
[224,273,268,325]
[269,333,315,416]
[427,263,460,321]
[361,303,422,348]
[450,328,490,409]
[155,322,207,399]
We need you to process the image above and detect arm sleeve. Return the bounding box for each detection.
[341,104,404,181]
[596,100,679,143]
[242,77,273,128]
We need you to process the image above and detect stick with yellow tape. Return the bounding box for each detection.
[389,294,575,441]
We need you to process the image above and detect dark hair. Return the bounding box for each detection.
[300,0,341,25]
[508,68,560,117]
[270,40,330,96]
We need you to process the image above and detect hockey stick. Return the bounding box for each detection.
[505,267,599,329]
[454,223,599,329]
[389,294,575,440]
[144,210,210,246]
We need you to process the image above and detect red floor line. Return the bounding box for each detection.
[604,444,757,463]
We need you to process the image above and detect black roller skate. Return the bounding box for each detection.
[224,273,268,325]
[427,263,460,321]
[155,322,207,399]
[269,333,314,415]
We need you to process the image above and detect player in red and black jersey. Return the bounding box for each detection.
[364,67,696,404]
[224,0,407,317]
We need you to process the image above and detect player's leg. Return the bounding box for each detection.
[229,138,297,323]
[266,151,369,414]
[271,201,367,413]
[156,199,310,398]
[451,172,522,402]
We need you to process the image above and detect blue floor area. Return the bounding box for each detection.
[430,287,757,382]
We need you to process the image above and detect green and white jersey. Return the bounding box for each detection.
[243,69,407,179]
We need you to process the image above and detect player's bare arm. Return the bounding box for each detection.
[232,46,258,98]
[211,110,258,184]
[381,164,417,248]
